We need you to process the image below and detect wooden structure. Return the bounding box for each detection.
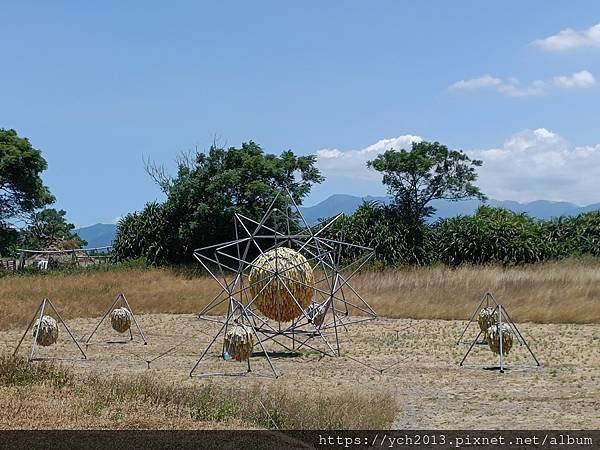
[14,246,112,271]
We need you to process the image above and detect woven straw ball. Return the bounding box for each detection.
[224,324,255,362]
[478,307,497,334]
[306,301,327,327]
[248,247,314,322]
[110,307,132,333]
[33,315,59,346]
[487,322,514,355]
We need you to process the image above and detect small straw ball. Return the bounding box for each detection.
[110,307,133,333]
[32,315,59,346]
[305,302,327,327]
[224,324,255,362]
[478,307,497,334]
[487,322,514,355]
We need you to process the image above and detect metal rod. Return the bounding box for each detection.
[29,298,47,361]
[456,293,488,345]
[121,293,147,344]
[498,304,504,373]
[47,299,87,359]
[460,329,483,366]
[84,294,120,344]
[13,299,43,356]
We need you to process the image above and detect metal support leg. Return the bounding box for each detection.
[498,305,504,373]
[13,300,44,357]
[29,298,47,361]
[48,299,87,360]
[460,329,483,366]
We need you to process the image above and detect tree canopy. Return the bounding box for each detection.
[0,129,54,224]
[114,141,323,264]
[368,141,485,223]
[0,129,71,256]
[22,208,86,250]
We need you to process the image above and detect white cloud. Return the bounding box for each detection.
[316,135,423,179]
[450,71,595,96]
[533,23,600,51]
[449,75,502,90]
[496,79,547,97]
[552,70,595,88]
[316,130,600,205]
[468,128,600,204]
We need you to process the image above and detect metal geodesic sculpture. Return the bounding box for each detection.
[190,189,376,377]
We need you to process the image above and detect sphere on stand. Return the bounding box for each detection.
[224,324,255,362]
[32,316,59,346]
[110,307,133,333]
[249,247,314,322]
[487,322,514,355]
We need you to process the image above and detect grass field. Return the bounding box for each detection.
[0,354,394,430]
[0,314,598,429]
[1,259,599,330]
[0,259,599,430]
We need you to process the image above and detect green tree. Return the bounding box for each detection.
[322,201,433,266]
[0,129,55,255]
[368,141,485,223]
[433,206,550,266]
[115,141,323,263]
[542,211,600,259]
[0,129,54,221]
[23,208,86,250]
[113,202,173,265]
[0,223,19,257]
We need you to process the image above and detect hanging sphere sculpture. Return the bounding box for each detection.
[110,307,132,333]
[248,247,314,322]
[478,307,497,334]
[224,324,255,362]
[487,323,514,355]
[32,315,59,346]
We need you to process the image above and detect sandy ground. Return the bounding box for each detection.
[1,313,599,429]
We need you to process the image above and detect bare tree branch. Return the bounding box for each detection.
[143,154,173,194]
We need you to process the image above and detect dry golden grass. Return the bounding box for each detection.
[1,259,598,331]
[354,259,600,323]
[0,355,395,430]
[2,314,598,429]
[0,267,222,330]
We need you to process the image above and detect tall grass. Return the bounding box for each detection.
[0,258,598,329]
[0,355,395,429]
[0,265,223,330]
[352,258,600,323]
[0,355,72,387]
[82,374,395,429]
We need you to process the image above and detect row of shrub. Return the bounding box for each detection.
[111,198,600,268]
[323,203,600,267]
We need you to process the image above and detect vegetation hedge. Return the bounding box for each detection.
[323,203,600,267]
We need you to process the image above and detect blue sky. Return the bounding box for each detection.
[2,2,600,226]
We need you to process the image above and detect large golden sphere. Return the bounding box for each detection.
[248,247,314,322]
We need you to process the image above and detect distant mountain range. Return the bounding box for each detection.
[75,195,600,249]
[75,223,119,249]
[300,194,600,225]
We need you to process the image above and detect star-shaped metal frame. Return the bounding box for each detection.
[190,189,376,377]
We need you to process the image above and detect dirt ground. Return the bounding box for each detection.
[1,313,598,429]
